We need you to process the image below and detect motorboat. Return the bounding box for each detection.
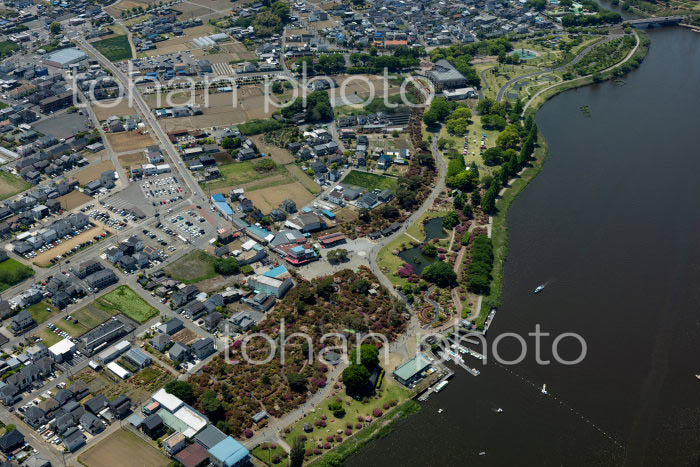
[541,384,548,395]
[534,284,545,294]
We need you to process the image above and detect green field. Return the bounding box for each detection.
[0,171,32,202]
[92,35,133,62]
[343,170,398,192]
[0,258,35,293]
[200,159,288,191]
[36,328,62,347]
[97,285,159,323]
[27,301,58,324]
[0,40,19,58]
[164,250,218,284]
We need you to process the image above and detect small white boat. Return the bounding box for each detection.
[534,284,545,294]
[438,408,443,414]
[434,381,449,393]
[496,408,503,413]
[541,384,548,395]
[695,375,700,380]
[478,452,487,456]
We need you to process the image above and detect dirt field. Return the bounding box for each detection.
[92,99,139,121]
[74,161,116,185]
[329,75,395,107]
[107,131,156,153]
[33,222,112,267]
[79,428,169,467]
[140,24,215,57]
[157,86,273,132]
[118,152,147,170]
[246,181,315,214]
[172,328,198,345]
[251,135,294,164]
[56,191,93,210]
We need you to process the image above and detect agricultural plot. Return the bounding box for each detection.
[56,191,93,210]
[54,301,116,337]
[92,99,139,121]
[92,35,133,62]
[27,301,58,324]
[200,159,288,192]
[78,423,170,467]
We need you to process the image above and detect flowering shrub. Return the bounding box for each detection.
[373,408,383,417]
[244,429,253,438]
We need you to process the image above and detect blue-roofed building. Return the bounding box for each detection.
[211,194,234,218]
[320,209,336,220]
[245,225,273,243]
[263,265,289,278]
[208,436,250,467]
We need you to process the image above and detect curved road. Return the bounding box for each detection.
[496,34,620,102]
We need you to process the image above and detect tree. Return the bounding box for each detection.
[290,437,305,467]
[215,257,240,275]
[380,205,399,219]
[50,22,61,35]
[221,136,241,150]
[358,208,371,223]
[316,277,335,300]
[422,243,437,257]
[442,210,459,230]
[528,0,547,10]
[165,381,194,403]
[288,373,307,392]
[200,389,222,417]
[496,125,521,150]
[481,182,499,214]
[422,261,457,287]
[482,147,504,166]
[471,189,481,208]
[359,344,379,370]
[342,364,371,396]
[271,81,283,93]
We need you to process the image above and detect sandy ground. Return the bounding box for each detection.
[106,131,156,152]
[78,429,169,467]
[118,152,147,170]
[56,191,93,210]
[33,222,112,267]
[74,160,116,185]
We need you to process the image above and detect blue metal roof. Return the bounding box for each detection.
[263,265,288,278]
[208,437,249,466]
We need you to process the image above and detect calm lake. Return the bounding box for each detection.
[349,27,700,466]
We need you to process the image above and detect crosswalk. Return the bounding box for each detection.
[212,62,235,76]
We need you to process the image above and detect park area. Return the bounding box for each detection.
[0,171,31,201]
[342,170,398,192]
[92,35,133,62]
[163,250,218,284]
[0,258,35,293]
[78,428,169,467]
[282,380,410,463]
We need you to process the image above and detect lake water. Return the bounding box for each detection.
[348,27,700,466]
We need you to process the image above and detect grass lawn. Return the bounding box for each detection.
[27,301,58,324]
[252,443,288,466]
[97,285,159,323]
[36,328,62,347]
[164,250,218,284]
[376,233,415,289]
[92,35,133,62]
[0,258,35,293]
[283,380,410,459]
[200,159,288,191]
[0,40,19,58]
[342,170,399,192]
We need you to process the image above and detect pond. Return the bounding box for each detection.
[398,246,437,275]
[423,217,448,241]
[512,48,538,60]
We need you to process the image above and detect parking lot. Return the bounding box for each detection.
[166,207,214,242]
[138,175,187,211]
[85,206,132,231]
[138,228,182,263]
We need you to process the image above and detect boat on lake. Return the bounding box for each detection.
[541,384,548,395]
[534,284,545,294]
[434,381,449,392]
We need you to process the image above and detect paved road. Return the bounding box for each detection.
[496,34,620,102]
[367,131,447,297]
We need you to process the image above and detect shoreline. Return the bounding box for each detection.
[475,29,650,326]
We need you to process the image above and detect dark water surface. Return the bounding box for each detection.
[348,28,700,467]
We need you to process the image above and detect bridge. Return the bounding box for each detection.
[623,15,685,28]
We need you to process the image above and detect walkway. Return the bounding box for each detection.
[496,34,621,102]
